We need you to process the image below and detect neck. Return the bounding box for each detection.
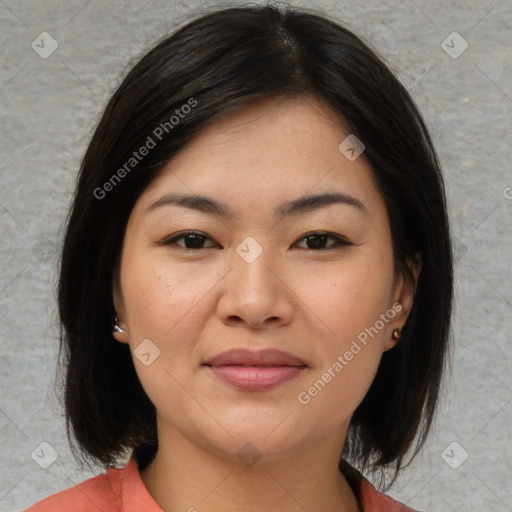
[139,422,360,512]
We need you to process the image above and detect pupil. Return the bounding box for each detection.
[186,234,204,248]
[308,234,327,249]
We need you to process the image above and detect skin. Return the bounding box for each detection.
[112,95,420,512]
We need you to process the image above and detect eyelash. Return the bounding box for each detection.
[159,230,352,252]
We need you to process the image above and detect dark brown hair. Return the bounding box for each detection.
[56,3,453,490]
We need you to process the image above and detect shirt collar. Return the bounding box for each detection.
[108,455,163,512]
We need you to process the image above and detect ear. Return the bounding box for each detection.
[112,260,129,344]
[383,253,422,351]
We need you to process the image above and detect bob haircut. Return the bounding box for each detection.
[56,3,453,488]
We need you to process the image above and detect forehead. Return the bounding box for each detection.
[176,95,352,168]
[133,95,385,222]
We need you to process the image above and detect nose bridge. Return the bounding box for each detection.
[217,234,293,328]
[232,234,277,294]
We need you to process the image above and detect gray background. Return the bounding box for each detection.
[1,0,511,511]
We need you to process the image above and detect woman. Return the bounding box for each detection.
[25,4,453,511]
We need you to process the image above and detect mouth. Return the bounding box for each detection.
[205,364,307,390]
[203,347,307,367]
[203,348,308,390]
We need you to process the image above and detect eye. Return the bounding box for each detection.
[159,230,351,251]
[160,231,218,249]
[294,231,352,251]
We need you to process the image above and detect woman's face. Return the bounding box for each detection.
[113,95,415,462]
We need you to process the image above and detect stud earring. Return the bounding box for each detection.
[392,328,401,341]
[113,314,125,333]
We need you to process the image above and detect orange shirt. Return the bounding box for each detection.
[23,456,419,512]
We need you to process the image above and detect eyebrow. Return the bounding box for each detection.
[144,191,368,219]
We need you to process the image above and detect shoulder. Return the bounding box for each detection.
[339,459,421,512]
[360,479,421,512]
[22,465,125,512]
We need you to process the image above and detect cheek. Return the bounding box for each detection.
[121,249,205,334]
[120,250,230,380]
[295,345,381,440]
[299,251,395,344]
[293,251,393,412]
[119,252,216,404]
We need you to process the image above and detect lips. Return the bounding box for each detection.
[203,348,307,391]
[203,348,307,367]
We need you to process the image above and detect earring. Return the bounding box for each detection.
[113,314,125,333]
[392,328,401,341]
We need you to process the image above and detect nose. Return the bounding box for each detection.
[216,240,294,330]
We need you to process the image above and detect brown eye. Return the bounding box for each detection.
[161,231,217,250]
[159,230,351,252]
[294,232,351,251]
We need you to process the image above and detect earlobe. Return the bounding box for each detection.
[112,332,129,344]
[113,314,126,333]
[112,266,129,344]
[383,326,401,351]
[112,314,129,344]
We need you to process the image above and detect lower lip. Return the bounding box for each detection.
[206,365,306,390]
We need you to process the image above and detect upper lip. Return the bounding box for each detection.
[204,348,307,367]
